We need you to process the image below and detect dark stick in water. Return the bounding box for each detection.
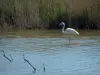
[23,54,36,73]
[2,50,13,62]
[10,54,13,62]
[43,63,45,72]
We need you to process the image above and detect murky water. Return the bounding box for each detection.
[0,30,100,75]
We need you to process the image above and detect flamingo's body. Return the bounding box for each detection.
[63,28,79,35]
[59,22,79,43]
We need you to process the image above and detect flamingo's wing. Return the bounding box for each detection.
[65,28,79,35]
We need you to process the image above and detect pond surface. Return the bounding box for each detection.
[0,30,100,75]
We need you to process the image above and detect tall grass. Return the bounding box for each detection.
[0,0,100,30]
[0,0,68,30]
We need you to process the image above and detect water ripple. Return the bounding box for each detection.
[0,35,100,75]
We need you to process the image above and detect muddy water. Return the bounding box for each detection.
[0,30,100,75]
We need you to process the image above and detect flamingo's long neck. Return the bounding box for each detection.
[62,24,65,33]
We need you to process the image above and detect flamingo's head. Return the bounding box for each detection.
[59,22,65,26]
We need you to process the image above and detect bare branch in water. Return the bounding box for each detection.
[10,54,13,62]
[2,50,13,62]
[23,54,36,73]
[43,63,45,72]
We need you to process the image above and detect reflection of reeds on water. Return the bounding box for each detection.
[23,54,36,73]
[2,50,13,62]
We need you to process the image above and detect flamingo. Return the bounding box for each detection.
[59,22,79,43]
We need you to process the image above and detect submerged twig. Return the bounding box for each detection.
[10,54,13,62]
[23,54,36,73]
[43,63,45,72]
[2,50,13,62]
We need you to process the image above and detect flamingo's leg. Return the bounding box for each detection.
[69,35,71,44]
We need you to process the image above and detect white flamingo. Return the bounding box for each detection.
[59,22,79,43]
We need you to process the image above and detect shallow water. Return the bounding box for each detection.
[0,30,100,75]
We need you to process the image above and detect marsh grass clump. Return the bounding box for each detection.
[0,0,69,29]
[0,0,100,30]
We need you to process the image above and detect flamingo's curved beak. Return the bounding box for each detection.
[59,23,62,26]
[59,22,65,26]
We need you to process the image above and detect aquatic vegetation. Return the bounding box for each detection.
[0,0,100,30]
